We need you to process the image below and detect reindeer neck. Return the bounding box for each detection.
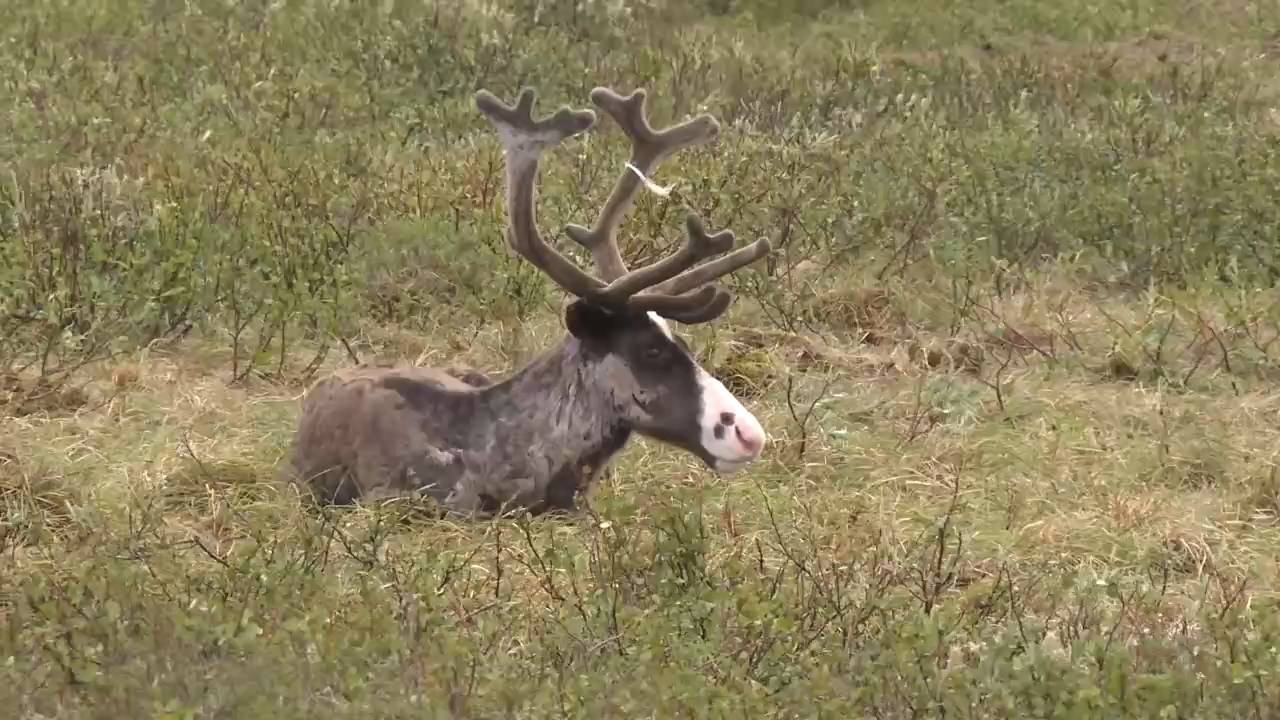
[475,335,631,471]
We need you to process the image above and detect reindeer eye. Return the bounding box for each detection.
[643,346,664,360]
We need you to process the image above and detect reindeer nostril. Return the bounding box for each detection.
[713,424,726,440]
[720,412,735,425]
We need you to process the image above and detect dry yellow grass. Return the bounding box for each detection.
[4,279,1277,607]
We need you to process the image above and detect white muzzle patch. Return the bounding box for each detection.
[695,366,767,472]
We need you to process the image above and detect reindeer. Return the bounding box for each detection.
[283,84,774,517]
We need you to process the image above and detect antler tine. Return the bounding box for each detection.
[474,87,605,299]
[619,213,772,324]
[591,213,735,303]
[475,87,597,151]
[564,87,720,280]
[659,289,734,324]
[623,285,722,316]
[645,234,773,298]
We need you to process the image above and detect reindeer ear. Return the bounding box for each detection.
[565,300,620,341]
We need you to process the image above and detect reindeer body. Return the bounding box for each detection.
[284,85,773,517]
[291,340,630,514]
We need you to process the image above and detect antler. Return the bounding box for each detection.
[474,86,771,324]
[473,88,604,298]
[563,88,719,280]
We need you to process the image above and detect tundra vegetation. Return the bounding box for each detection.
[3,0,1280,717]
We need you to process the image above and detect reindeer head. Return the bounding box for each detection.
[475,86,772,473]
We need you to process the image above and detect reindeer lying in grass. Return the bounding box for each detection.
[284,84,773,517]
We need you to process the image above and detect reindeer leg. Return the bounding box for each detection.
[532,462,584,515]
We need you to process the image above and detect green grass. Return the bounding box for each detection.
[4,0,1280,716]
